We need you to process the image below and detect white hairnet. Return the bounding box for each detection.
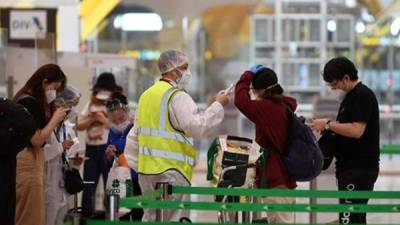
[158,49,189,74]
[56,85,81,103]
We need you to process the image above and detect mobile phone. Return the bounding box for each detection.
[304,117,313,126]
[225,83,235,94]
[65,107,71,114]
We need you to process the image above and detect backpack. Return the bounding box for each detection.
[280,104,323,182]
[318,131,336,170]
[0,97,37,156]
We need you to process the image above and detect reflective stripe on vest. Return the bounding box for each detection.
[158,87,175,131]
[138,127,194,146]
[139,146,195,166]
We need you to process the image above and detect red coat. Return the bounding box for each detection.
[234,71,297,189]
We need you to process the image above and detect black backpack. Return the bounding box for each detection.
[280,105,324,181]
[0,97,37,156]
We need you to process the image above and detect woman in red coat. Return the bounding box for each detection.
[234,65,297,224]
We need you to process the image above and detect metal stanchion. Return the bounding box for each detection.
[6,76,15,99]
[106,193,119,221]
[68,181,95,225]
[105,178,121,222]
[71,193,80,225]
[310,179,317,223]
[242,183,254,223]
[155,182,171,222]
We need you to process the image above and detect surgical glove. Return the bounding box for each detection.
[249,64,264,74]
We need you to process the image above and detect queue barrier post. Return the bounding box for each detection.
[155,182,172,222]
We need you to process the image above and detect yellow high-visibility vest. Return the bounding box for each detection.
[137,80,196,182]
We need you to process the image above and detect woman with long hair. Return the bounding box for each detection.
[13,64,68,225]
[234,65,297,224]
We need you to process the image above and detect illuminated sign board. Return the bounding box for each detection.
[10,10,47,40]
[0,8,57,47]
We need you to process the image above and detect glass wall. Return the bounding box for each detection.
[86,1,399,146]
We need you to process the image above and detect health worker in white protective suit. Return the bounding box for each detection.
[124,49,230,221]
[44,86,82,225]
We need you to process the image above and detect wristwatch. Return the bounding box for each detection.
[325,120,331,131]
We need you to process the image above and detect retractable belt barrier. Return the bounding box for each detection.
[85,144,400,225]
[88,186,400,224]
[115,186,399,213]
[381,144,400,154]
[86,185,400,225]
[170,186,400,199]
[120,199,399,213]
[87,221,391,225]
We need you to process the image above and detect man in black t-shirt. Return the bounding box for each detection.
[311,57,379,224]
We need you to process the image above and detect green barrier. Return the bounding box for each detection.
[120,186,400,214]
[93,186,400,224]
[127,189,163,201]
[119,199,399,213]
[171,186,400,199]
[86,221,390,225]
[381,144,400,154]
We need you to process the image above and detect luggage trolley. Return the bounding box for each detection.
[207,135,262,223]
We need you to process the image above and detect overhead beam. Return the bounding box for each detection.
[80,0,120,41]
[359,0,382,17]
[362,0,400,42]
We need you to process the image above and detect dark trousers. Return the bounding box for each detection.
[337,169,379,224]
[81,144,109,216]
[0,156,16,225]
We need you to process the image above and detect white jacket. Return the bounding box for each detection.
[44,132,68,225]
[124,83,225,171]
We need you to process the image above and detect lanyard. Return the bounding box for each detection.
[54,124,67,143]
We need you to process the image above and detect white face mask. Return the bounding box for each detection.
[332,89,347,101]
[46,90,57,103]
[110,120,131,133]
[177,69,192,89]
[67,107,78,121]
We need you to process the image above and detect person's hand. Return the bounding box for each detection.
[62,139,74,150]
[310,118,329,133]
[72,153,83,166]
[89,112,97,118]
[85,113,97,124]
[95,111,108,124]
[215,90,230,106]
[249,64,264,74]
[52,107,68,123]
[106,144,116,160]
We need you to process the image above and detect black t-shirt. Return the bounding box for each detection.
[17,95,46,129]
[335,82,380,173]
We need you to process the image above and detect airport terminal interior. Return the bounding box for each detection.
[0,0,400,224]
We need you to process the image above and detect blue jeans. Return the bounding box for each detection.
[81,144,108,216]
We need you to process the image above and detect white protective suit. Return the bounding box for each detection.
[124,80,225,221]
[44,122,80,225]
